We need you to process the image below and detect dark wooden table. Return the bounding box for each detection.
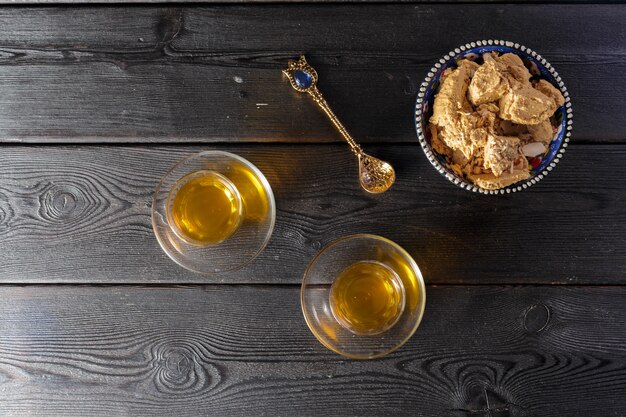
[0,2,625,416]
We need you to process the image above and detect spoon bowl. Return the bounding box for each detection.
[358,153,396,194]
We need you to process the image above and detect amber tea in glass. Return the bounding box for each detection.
[166,170,243,245]
[329,260,406,336]
[153,150,276,274]
[301,234,426,358]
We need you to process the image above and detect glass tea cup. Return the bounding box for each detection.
[301,234,426,359]
[152,151,275,274]
[166,170,244,246]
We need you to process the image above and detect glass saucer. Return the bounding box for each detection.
[301,234,426,359]
[152,151,276,274]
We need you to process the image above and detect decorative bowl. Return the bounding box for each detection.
[415,40,573,194]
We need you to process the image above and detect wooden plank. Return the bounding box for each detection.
[0,144,624,284]
[0,285,624,416]
[0,5,623,143]
[1,0,619,4]
[0,8,167,50]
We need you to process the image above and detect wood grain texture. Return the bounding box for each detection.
[0,285,624,416]
[0,5,623,143]
[1,0,620,3]
[0,8,166,49]
[0,144,624,284]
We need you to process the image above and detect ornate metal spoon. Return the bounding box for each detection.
[283,56,395,194]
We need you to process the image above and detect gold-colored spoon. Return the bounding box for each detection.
[283,55,395,194]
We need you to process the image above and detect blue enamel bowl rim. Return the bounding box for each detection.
[414,40,574,194]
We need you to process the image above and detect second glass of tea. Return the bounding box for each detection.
[301,234,426,359]
[152,151,275,274]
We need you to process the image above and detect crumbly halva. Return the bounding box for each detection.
[428,52,564,189]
